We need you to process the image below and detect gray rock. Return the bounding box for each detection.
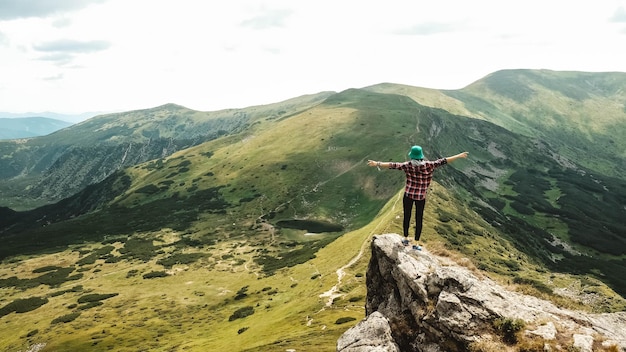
[526,322,557,340]
[336,311,400,352]
[338,234,626,352]
[573,334,594,352]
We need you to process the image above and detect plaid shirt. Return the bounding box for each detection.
[389,158,447,200]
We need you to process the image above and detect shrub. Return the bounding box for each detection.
[32,265,62,273]
[119,238,157,262]
[228,306,254,321]
[156,252,204,268]
[494,317,525,344]
[52,312,81,324]
[0,297,49,317]
[234,286,249,300]
[142,271,169,279]
[77,293,119,304]
[335,317,357,325]
[135,184,160,194]
[35,267,82,287]
[78,301,103,310]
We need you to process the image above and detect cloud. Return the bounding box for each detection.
[611,6,626,23]
[33,39,110,53]
[37,52,76,65]
[0,31,8,46]
[240,8,293,29]
[52,17,73,28]
[393,21,460,36]
[0,0,106,20]
[33,39,110,65]
[43,73,64,81]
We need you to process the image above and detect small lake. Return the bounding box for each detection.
[275,219,343,233]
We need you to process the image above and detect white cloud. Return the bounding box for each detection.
[0,0,106,20]
[0,0,625,114]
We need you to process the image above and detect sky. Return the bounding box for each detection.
[1,0,626,115]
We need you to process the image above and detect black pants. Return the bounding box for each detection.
[403,195,426,241]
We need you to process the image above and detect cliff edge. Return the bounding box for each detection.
[337,234,626,352]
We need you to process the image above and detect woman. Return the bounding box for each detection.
[368,145,468,250]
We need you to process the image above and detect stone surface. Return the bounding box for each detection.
[337,234,626,352]
[336,312,400,352]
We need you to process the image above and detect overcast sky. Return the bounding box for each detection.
[1,0,625,114]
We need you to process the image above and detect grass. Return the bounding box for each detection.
[1,180,624,351]
[0,218,373,351]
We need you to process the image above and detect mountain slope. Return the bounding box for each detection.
[0,93,333,209]
[0,71,625,351]
[365,70,626,176]
[454,70,626,176]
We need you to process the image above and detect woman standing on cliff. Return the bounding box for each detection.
[367,145,468,250]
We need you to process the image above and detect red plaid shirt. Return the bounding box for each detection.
[389,158,447,200]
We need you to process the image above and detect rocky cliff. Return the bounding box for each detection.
[337,234,626,352]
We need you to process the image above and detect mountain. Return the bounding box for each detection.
[364,70,626,178]
[0,111,104,123]
[0,70,625,351]
[0,117,73,139]
[0,94,332,210]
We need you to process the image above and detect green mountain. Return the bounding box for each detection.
[0,117,73,139]
[0,70,624,352]
[0,94,332,210]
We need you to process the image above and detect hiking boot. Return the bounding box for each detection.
[402,239,410,246]
[412,245,422,251]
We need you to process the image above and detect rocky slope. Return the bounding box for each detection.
[337,234,626,352]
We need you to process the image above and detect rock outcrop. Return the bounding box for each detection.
[337,234,626,352]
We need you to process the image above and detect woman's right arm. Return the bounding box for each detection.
[367,160,392,169]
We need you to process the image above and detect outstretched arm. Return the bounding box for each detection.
[367,160,392,169]
[446,152,469,163]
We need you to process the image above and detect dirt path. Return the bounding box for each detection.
[319,192,402,306]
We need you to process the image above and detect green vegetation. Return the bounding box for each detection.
[77,293,119,304]
[0,72,625,351]
[229,306,255,321]
[156,252,204,268]
[335,316,357,324]
[0,267,82,289]
[0,297,49,317]
[51,312,81,324]
[494,317,525,344]
[142,271,169,279]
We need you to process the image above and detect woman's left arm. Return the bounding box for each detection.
[445,152,469,163]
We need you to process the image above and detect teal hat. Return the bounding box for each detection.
[408,145,424,160]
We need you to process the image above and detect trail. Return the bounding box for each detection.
[319,191,402,306]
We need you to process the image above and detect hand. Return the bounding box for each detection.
[367,160,377,167]
[460,152,469,158]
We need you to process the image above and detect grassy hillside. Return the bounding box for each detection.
[1,71,625,351]
[0,93,332,209]
[452,69,626,177]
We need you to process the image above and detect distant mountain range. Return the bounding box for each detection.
[0,117,73,139]
[0,69,624,351]
[0,110,107,123]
